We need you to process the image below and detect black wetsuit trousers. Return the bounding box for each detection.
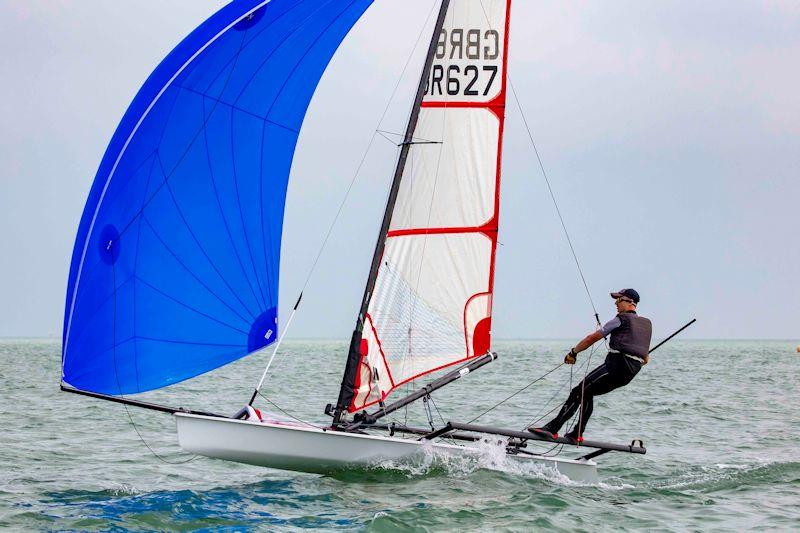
[543,352,641,437]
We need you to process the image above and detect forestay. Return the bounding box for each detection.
[61,0,372,395]
[349,0,511,412]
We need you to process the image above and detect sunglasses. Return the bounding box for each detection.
[615,297,635,305]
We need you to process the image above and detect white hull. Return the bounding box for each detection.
[175,413,598,483]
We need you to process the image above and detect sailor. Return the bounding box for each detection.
[529,288,652,443]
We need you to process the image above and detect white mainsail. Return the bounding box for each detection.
[350,0,511,411]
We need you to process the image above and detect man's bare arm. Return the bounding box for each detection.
[572,331,604,354]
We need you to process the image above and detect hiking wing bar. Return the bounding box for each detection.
[443,422,646,454]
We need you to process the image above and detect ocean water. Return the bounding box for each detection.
[1,338,798,531]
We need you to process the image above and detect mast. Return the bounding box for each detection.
[333,0,451,423]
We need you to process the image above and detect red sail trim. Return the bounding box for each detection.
[365,313,396,388]
[463,290,492,354]
[472,316,492,357]
[484,0,512,329]
[387,223,497,239]
[350,353,478,412]
[348,0,512,414]
[422,85,507,110]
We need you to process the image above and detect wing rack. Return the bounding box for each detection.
[426,421,646,460]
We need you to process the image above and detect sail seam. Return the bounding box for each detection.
[200,95,267,315]
[134,275,251,336]
[154,154,263,320]
[141,216,255,326]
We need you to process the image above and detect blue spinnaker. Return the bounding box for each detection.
[62,0,372,395]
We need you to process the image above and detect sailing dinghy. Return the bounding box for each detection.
[61,0,646,483]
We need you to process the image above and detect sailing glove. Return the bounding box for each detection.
[564,348,577,365]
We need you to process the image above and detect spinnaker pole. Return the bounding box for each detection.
[333,0,451,423]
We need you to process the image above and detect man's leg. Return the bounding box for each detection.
[567,361,636,438]
[539,362,611,435]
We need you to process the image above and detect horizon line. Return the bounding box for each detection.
[1,336,797,343]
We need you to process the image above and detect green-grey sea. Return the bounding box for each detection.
[1,339,798,531]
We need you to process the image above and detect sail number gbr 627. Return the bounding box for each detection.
[424,28,501,99]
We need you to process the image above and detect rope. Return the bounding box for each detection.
[257,391,324,429]
[507,79,600,322]
[110,260,200,465]
[472,0,600,323]
[575,344,596,437]
[422,395,435,430]
[524,357,587,428]
[467,362,563,424]
[121,405,201,465]
[427,395,458,445]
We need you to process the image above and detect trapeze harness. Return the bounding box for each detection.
[543,311,652,438]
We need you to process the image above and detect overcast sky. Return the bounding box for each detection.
[1,0,798,341]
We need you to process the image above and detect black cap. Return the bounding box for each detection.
[610,288,640,304]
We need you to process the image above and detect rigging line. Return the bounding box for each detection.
[200,96,262,320]
[507,79,599,322]
[428,394,447,426]
[466,362,564,424]
[406,7,456,364]
[292,0,440,298]
[376,129,442,144]
[377,129,400,145]
[250,4,372,306]
[120,402,201,465]
[576,339,596,437]
[246,2,441,390]
[249,293,302,404]
[422,395,435,430]
[540,443,564,457]
[523,344,598,429]
[525,345,599,434]
[258,391,323,429]
[109,259,200,465]
[473,0,600,324]
[427,395,458,445]
[523,358,586,428]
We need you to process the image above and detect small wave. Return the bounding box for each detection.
[653,460,800,492]
[713,463,751,470]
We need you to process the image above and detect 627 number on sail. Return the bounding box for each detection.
[424,28,501,99]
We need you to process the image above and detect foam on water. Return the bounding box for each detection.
[364,436,640,490]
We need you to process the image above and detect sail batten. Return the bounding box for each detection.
[62,0,373,395]
[344,0,512,413]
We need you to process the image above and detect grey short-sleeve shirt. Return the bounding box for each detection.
[599,316,621,337]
